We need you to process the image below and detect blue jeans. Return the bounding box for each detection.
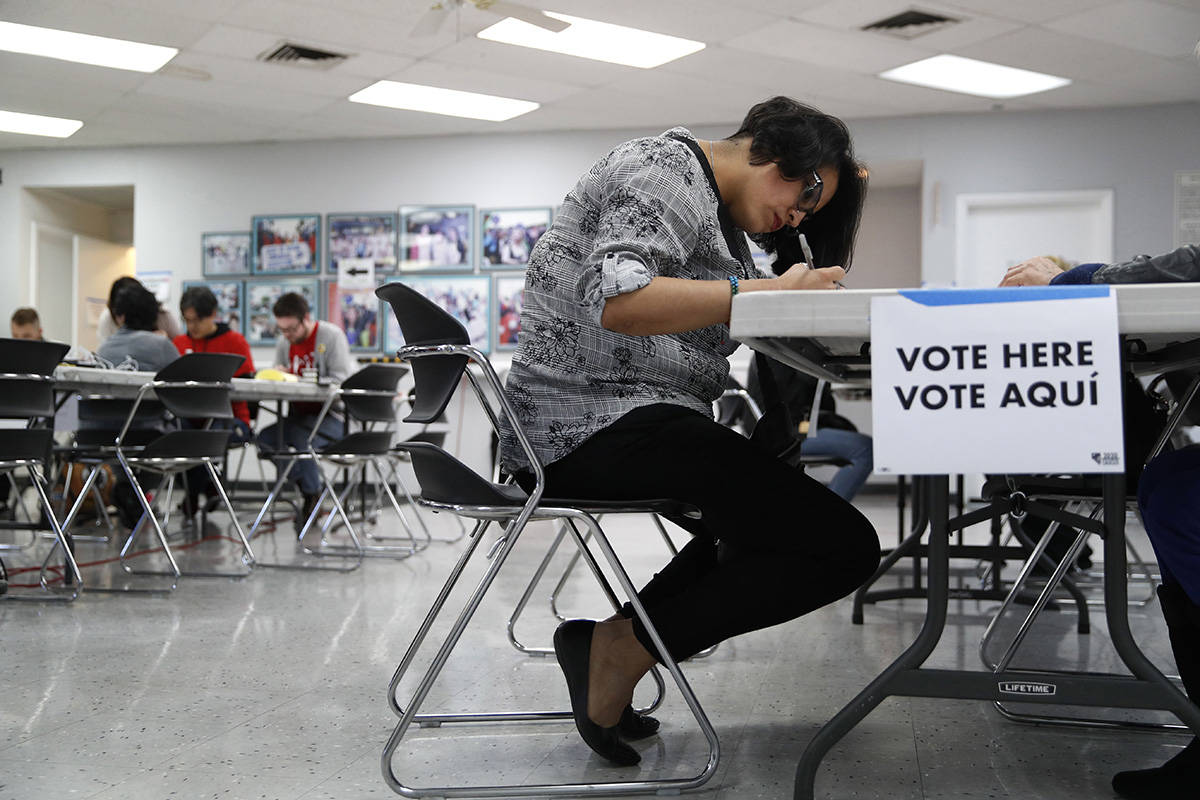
[256,414,344,496]
[799,428,874,502]
[1139,444,1200,605]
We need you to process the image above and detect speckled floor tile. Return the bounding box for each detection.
[0,493,1188,799]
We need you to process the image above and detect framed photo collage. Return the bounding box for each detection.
[197,205,551,354]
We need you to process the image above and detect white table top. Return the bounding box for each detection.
[54,365,335,402]
[730,283,1200,383]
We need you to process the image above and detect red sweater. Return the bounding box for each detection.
[173,324,256,425]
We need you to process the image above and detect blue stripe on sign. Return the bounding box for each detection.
[898,286,1110,306]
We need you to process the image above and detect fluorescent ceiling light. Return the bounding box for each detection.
[477,11,705,69]
[0,109,83,138]
[348,81,539,122]
[879,54,1070,99]
[0,20,177,73]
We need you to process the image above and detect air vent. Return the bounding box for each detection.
[862,9,960,40]
[258,42,349,70]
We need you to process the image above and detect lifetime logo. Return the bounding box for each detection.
[998,681,1057,696]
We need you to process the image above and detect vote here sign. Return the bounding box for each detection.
[870,286,1123,475]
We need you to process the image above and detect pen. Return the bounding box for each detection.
[799,232,844,289]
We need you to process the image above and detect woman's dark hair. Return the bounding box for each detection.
[111,284,161,331]
[272,292,309,319]
[735,96,868,273]
[179,286,219,319]
[106,276,142,312]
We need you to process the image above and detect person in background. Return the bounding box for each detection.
[174,286,255,430]
[174,286,256,518]
[97,283,180,372]
[10,308,43,340]
[96,277,182,346]
[255,292,354,529]
[1003,243,1200,799]
[92,283,180,527]
[745,357,874,502]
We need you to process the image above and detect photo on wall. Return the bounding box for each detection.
[181,280,245,335]
[251,213,320,275]
[399,206,473,271]
[479,207,551,269]
[201,231,251,276]
[492,272,525,351]
[324,280,381,352]
[328,213,397,276]
[383,274,490,355]
[245,278,320,347]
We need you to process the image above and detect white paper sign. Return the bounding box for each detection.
[337,257,375,290]
[870,287,1124,475]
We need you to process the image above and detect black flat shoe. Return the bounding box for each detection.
[553,619,640,766]
[618,706,660,740]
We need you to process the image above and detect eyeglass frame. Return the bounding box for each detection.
[794,170,823,220]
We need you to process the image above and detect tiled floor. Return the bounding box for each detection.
[0,490,1191,799]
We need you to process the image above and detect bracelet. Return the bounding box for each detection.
[728,275,739,297]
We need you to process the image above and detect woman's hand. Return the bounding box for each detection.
[775,262,846,291]
[999,257,1060,287]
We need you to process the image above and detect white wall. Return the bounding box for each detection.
[3,102,1195,313]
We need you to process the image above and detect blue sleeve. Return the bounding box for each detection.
[1049,263,1103,285]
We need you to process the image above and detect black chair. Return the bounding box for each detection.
[0,338,81,602]
[57,353,254,590]
[375,281,719,798]
[251,363,425,570]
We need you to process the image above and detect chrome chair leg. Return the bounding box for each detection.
[4,465,82,602]
[383,508,719,798]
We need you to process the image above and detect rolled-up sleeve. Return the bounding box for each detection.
[575,142,704,325]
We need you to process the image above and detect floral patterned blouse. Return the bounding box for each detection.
[499,127,768,472]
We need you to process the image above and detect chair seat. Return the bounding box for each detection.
[397,441,700,518]
[319,430,394,457]
[133,430,232,461]
[982,474,1108,501]
[0,429,53,464]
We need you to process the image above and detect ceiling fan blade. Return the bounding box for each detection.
[483,1,570,33]
[411,4,452,37]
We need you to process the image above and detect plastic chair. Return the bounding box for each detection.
[282,363,428,565]
[57,353,254,590]
[375,281,719,799]
[0,338,81,602]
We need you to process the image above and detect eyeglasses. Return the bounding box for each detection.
[275,319,304,337]
[794,170,823,220]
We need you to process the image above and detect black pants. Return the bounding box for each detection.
[523,404,881,661]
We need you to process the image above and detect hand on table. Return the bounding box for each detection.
[999,257,1061,287]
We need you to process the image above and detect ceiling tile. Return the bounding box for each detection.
[392,61,581,104]
[725,19,936,75]
[0,0,212,48]
[1044,0,1200,58]
[429,36,638,87]
[935,0,1112,24]
[133,74,336,114]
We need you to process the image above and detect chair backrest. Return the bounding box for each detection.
[153,352,243,420]
[340,364,407,423]
[0,338,70,420]
[376,282,471,425]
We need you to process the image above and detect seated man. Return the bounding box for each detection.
[174,286,256,516]
[255,292,354,529]
[10,307,43,340]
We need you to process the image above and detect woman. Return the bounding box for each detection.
[96,276,182,345]
[499,97,881,765]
